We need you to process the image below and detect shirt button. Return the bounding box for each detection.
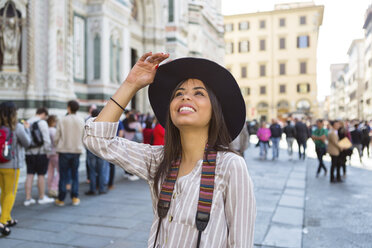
[169,215,173,222]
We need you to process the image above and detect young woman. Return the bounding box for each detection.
[0,101,31,235]
[83,52,256,247]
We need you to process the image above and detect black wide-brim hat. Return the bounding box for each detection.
[148,57,246,141]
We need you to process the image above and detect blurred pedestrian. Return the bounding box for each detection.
[283,120,296,160]
[152,119,165,146]
[24,107,54,206]
[328,120,342,183]
[54,100,85,206]
[257,121,271,160]
[84,104,97,185]
[269,119,282,160]
[0,101,31,235]
[311,119,328,177]
[350,123,363,163]
[338,121,351,177]
[295,118,310,160]
[361,121,371,157]
[46,115,59,198]
[231,122,249,157]
[142,118,154,145]
[85,109,107,195]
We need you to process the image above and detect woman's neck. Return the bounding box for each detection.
[179,128,208,166]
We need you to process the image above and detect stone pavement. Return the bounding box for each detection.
[1,141,372,247]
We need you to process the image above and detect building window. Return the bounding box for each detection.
[225,23,234,32]
[241,66,247,78]
[241,87,250,96]
[259,64,266,77]
[279,84,286,93]
[226,42,234,54]
[279,38,285,49]
[279,18,285,27]
[297,35,310,48]
[260,86,266,95]
[259,20,266,29]
[239,40,249,53]
[73,15,86,82]
[300,16,306,25]
[300,62,307,74]
[297,83,310,93]
[168,0,174,22]
[367,99,371,105]
[279,63,286,75]
[239,21,249,30]
[349,91,356,100]
[259,39,266,51]
[93,34,101,79]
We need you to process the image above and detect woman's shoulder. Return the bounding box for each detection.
[217,151,246,171]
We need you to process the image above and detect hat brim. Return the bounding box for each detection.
[148,57,246,141]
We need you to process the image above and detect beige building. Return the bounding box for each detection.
[363,5,372,120]
[224,2,324,121]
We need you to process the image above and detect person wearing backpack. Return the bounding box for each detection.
[0,101,32,236]
[54,100,85,206]
[24,107,53,206]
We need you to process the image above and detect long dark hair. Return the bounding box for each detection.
[0,101,17,131]
[151,80,235,196]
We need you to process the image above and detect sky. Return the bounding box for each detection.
[221,0,371,101]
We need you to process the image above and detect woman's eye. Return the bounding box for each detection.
[175,91,183,97]
[195,91,204,96]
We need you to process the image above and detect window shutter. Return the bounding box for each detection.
[297,37,299,48]
[307,83,310,92]
[297,84,300,92]
[307,36,310,47]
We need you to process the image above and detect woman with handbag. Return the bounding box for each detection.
[83,52,256,247]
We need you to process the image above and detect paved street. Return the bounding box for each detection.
[1,141,372,247]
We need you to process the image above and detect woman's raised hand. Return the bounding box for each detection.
[125,52,169,90]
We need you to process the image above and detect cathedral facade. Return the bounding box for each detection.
[0,0,224,118]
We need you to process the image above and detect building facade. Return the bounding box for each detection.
[329,63,347,120]
[224,2,324,121]
[363,5,372,120]
[0,0,224,118]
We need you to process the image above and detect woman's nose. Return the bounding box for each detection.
[182,93,191,100]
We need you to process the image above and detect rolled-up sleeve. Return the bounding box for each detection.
[83,118,164,181]
[225,156,256,248]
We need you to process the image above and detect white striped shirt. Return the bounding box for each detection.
[83,118,256,248]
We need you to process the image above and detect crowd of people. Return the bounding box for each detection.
[0,100,164,236]
[0,96,371,237]
[250,117,371,182]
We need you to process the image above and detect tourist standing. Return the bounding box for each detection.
[311,119,328,177]
[54,100,85,206]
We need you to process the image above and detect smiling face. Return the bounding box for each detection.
[169,78,212,132]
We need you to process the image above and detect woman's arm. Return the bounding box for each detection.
[84,118,164,180]
[95,52,169,123]
[225,156,256,248]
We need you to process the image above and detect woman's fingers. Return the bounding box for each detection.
[139,52,153,62]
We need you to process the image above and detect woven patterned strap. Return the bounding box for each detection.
[195,148,217,232]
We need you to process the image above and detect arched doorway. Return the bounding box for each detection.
[277,100,290,119]
[296,99,311,115]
